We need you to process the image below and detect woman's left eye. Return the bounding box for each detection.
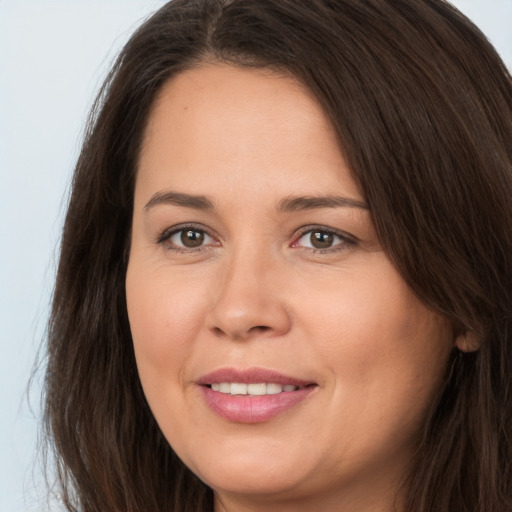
[292,228,353,251]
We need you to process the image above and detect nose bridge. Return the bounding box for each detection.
[206,241,290,340]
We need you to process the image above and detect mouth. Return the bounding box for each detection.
[207,382,312,395]
[197,368,318,423]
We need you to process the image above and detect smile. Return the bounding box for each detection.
[197,368,317,423]
[209,382,300,395]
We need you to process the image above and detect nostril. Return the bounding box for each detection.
[211,324,273,341]
[213,327,224,337]
[250,325,271,333]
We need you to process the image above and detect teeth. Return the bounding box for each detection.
[267,383,283,395]
[247,383,267,395]
[230,383,247,395]
[210,382,299,395]
[219,382,231,393]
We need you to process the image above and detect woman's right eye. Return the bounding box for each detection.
[158,227,217,251]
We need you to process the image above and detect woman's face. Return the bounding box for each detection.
[126,64,454,511]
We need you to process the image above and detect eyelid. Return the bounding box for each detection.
[290,225,358,250]
[156,223,220,248]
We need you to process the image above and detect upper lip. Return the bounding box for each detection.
[196,367,315,388]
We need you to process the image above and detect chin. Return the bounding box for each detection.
[185,449,310,497]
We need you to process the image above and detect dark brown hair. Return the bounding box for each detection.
[44,1,512,511]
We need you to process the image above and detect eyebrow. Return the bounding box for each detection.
[144,190,369,213]
[276,195,369,212]
[144,191,214,211]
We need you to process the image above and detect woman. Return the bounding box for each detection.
[44,1,512,511]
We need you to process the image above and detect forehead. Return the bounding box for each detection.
[136,63,362,204]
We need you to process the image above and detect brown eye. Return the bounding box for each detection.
[310,231,334,249]
[180,229,205,247]
[166,228,215,250]
[293,228,351,252]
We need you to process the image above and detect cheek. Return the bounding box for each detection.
[125,263,215,454]
[125,264,207,386]
[301,255,450,358]
[295,257,452,426]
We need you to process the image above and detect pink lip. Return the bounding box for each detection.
[197,367,317,424]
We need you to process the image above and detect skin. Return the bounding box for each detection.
[126,63,455,512]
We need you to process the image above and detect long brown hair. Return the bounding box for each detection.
[44,1,512,511]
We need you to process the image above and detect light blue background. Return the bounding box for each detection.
[1,1,510,510]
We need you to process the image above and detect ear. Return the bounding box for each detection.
[454,330,481,352]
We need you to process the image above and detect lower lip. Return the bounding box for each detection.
[199,386,316,423]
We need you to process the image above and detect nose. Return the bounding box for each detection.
[205,249,292,341]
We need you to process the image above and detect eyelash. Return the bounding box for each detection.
[156,224,357,254]
[156,223,218,254]
[291,225,357,253]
